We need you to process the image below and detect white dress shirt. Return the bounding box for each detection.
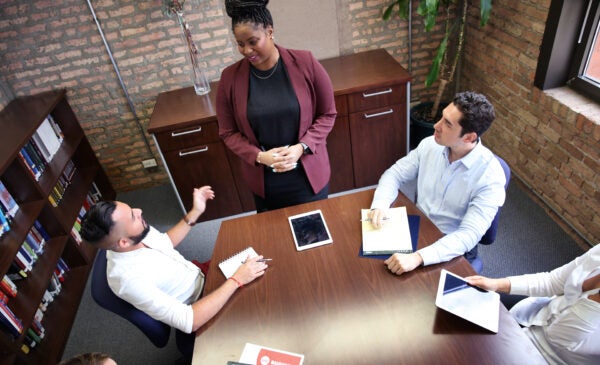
[509,244,600,365]
[371,136,506,265]
[107,227,204,333]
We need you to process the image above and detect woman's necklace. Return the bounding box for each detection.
[251,59,279,80]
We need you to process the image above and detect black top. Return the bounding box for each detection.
[247,57,300,150]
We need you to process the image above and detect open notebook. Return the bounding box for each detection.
[361,207,413,255]
[218,247,258,279]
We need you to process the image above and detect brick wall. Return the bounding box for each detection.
[0,0,235,191]
[1,0,598,244]
[461,0,599,245]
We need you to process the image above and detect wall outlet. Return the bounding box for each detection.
[142,159,158,169]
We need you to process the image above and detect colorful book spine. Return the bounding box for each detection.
[0,180,19,217]
[0,300,23,337]
[18,147,41,180]
[0,276,17,297]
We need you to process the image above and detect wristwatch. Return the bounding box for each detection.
[300,142,310,155]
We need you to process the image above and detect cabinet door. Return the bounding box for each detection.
[163,142,243,221]
[349,103,406,187]
[327,114,354,193]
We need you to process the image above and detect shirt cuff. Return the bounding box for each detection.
[416,246,439,266]
[508,276,529,295]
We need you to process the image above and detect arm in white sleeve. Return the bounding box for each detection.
[371,148,420,209]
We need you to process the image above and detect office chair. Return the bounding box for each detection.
[90,249,172,347]
[90,250,196,358]
[469,154,511,273]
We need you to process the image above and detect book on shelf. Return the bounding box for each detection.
[18,146,42,180]
[46,114,64,141]
[0,276,17,297]
[23,141,48,175]
[0,300,23,338]
[25,328,41,347]
[0,180,19,218]
[0,291,8,304]
[14,250,33,273]
[0,205,10,238]
[33,220,50,242]
[33,116,63,161]
[89,181,102,202]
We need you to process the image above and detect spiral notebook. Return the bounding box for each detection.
[218,247,258,279]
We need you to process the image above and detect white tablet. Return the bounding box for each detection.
[435,269,500,333]
[288,209,333,251]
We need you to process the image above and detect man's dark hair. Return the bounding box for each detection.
[453,91,496,137]
[80,201,117,246]
[225,0,273,30]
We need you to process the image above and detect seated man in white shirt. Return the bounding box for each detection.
[369,91,506,275]
[466,244,600,365]
[80,186,268,354]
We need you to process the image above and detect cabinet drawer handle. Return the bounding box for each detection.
[179,146,208,156]
[362,88,392,98]
[172,126,202,137]
[364,109,394,119]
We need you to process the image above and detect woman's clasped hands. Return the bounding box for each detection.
[258,144,304,173]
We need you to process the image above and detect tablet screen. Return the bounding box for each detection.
[288,210,333,251]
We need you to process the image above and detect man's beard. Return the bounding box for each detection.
[129,222,150,245]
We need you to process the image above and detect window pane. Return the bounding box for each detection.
[584,21,600,82]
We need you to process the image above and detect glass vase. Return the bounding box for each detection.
[176,12,210,95]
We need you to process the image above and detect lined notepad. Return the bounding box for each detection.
[218,247,258,278]
[361,207,413,255]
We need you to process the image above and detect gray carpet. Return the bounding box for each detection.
[61,180,587,364]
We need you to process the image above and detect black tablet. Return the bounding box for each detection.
[288,209,333,251]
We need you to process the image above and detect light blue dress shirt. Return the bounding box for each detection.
[371,136,506,265]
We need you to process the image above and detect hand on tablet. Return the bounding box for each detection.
[232,255,268,285]
[464,275,511,293]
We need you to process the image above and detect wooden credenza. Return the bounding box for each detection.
[148,49,411,220]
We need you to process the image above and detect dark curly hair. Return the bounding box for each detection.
[452,91,496,137]
[80,201,116,246]
[224,0,273,30]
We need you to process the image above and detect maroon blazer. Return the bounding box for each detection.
[217,45,337,198]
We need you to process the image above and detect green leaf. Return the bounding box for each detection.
[425,32,449,87]
[480,0,492,26]
[418,0,440,32]
[382,0,410,21]
[383,3,395,21]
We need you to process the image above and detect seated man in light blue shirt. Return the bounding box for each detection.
[369,91,506,275]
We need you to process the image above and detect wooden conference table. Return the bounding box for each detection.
[192,189,545,364]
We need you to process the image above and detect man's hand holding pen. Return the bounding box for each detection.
[367,208,389,229]
[231,255,269,287]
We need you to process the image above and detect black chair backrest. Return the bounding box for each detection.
[479,155,511,245]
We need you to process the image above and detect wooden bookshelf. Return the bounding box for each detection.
[0,90,115,365]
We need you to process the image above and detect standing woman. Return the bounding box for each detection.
[217,0,336,212]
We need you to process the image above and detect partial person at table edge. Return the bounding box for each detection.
[369,91,506,275]
[217,0,337,212]
[465,243,600,365]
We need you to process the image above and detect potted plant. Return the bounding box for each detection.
[382,0,492,147]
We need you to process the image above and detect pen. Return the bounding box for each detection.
[241,258,273,264]
[360,217,390,222]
